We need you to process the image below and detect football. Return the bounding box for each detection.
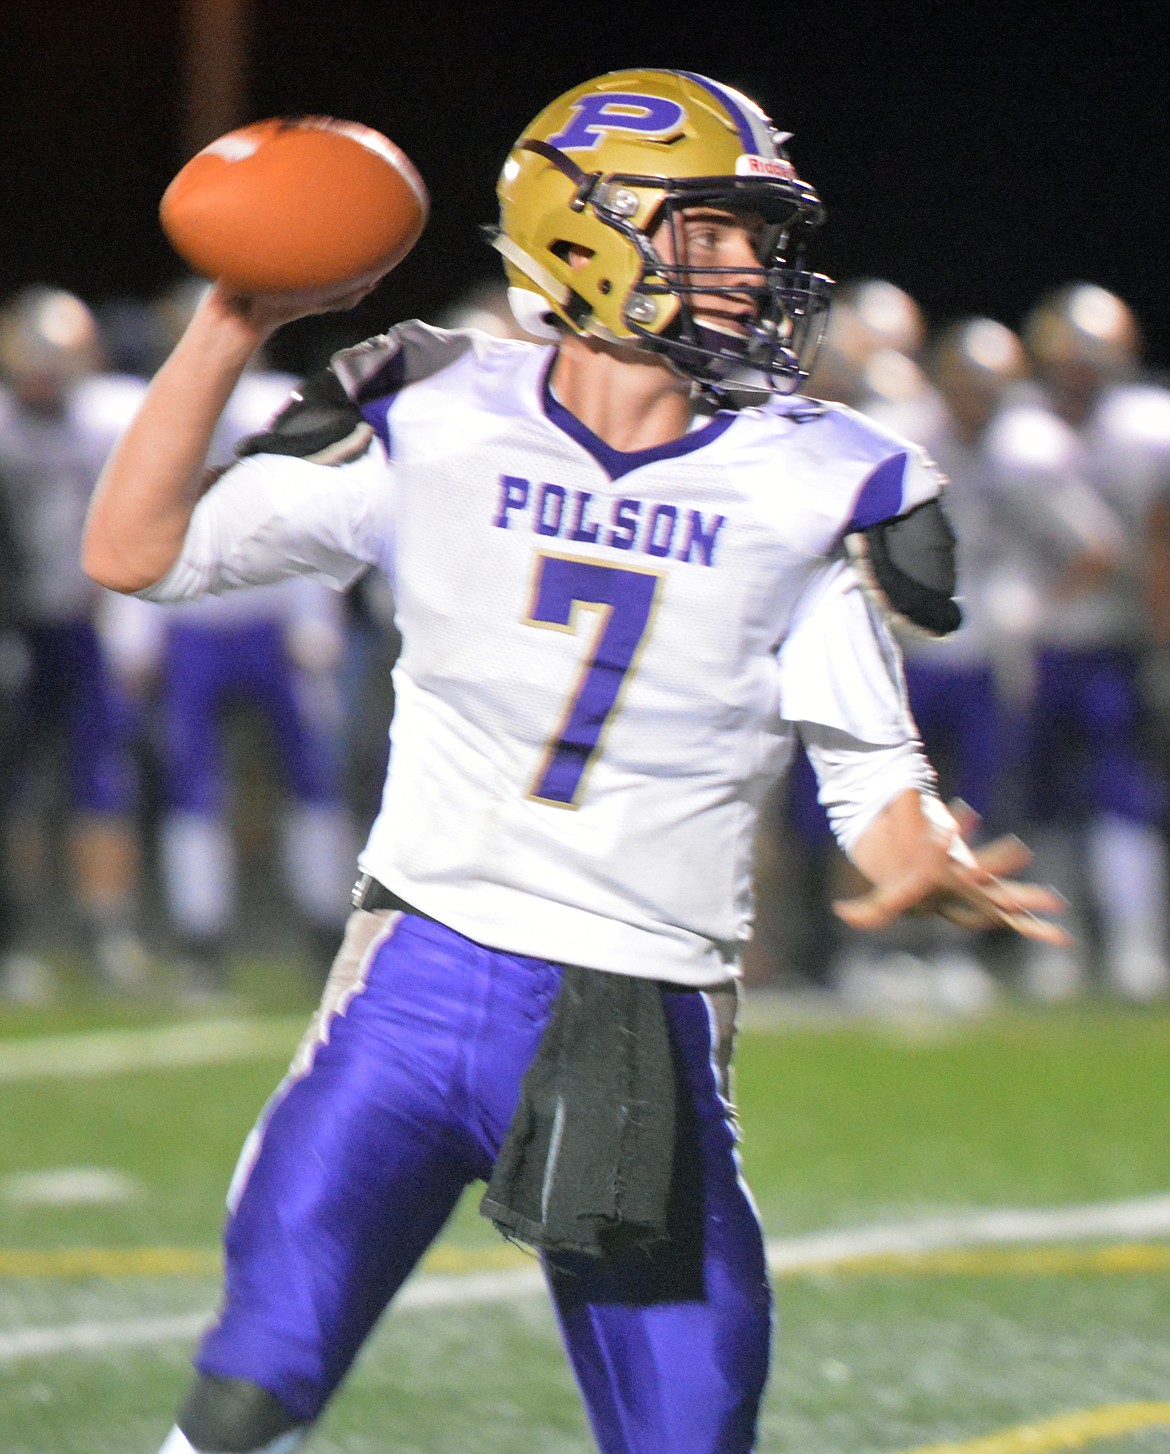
[159,116,429,295]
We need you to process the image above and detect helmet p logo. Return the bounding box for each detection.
[546,94,686,152]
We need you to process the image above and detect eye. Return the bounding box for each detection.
[685,222,722,254]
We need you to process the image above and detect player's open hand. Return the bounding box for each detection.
[834,795,1071,945]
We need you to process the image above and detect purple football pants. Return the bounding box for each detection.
[0,619,135,816]
[1024,645,1164,825]
[160,620,340,814]
[198,908,772,1453]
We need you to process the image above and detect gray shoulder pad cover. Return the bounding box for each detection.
[235,324,477,466]
[332,321,477,405]
[848,497,963,637]
[235,368,372,465]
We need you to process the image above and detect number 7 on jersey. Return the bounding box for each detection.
[525,552,662,807]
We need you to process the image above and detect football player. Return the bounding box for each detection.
[1017,283,1170,1002]
[0,285,151,997]
[84,69,1067,1454]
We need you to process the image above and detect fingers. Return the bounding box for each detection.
[212,274,382,334]
[971,833,1033,878]
[976,876,1066,917]
[954,874,1072,945]
[835,884,1072,944]
[948,798,982,841]
[832,866,940,931]
[834,860,1071,944]
[993,909,1073,946]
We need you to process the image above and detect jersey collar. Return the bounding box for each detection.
[540,358,735,482]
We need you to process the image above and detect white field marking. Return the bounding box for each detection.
[0,1267,548,1362]
[1,1167,142,1207]
[0,1016,307,1082]
[764,1191,1170,1272]
[2,1191,1169,1364]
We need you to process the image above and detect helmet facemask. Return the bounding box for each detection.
[620,180,831,397]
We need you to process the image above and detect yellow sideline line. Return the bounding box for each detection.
[806,1242,1170,1279]
[899,1401,1170,1453]
[0,1242,530,1279]
[3,1240,1170,1281]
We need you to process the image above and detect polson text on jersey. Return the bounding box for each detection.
[493,474,726,567]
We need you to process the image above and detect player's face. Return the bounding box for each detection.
[651,207,767,337]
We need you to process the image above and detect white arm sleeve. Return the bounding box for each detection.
[136,444,395,604]
[801,725,937,853]
[778,556,919,744]
[780,556,938,851]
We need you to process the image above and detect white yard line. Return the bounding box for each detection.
[2,1192,1169,1363]
[0,1017,307,1082]
[764,1192,1170,1269]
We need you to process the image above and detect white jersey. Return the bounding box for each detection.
[1065,380,1170,646]
[897,401,1124,667]
[142,325,944,984]
[98,368,346,670]
[0,377,133,622]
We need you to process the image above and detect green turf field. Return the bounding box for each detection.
[1,970,1168,1453]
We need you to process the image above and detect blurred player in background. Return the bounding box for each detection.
[1017,283,1170,1002]
[808,276,944,438]
[102,279,356,998]
[84,69,1066,1454]
[882,317,1128,1004]
[775,279,946,996]
[0,285,151,999]
[0,467,30,992]
[905,318,1029,828]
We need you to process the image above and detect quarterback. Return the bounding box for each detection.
[85,69,1065,1454]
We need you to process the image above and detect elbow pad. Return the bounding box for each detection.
[848,496,962,637]
[236,368,373,465]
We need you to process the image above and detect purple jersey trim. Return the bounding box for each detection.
[356,352,407,458]
[541,362,735,481]
[676,72,764,154]
[360,397,393,457]
[846,451,909,531]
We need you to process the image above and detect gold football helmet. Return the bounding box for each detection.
[487,68,831,396]
[927,317,1028,434]
[1022,283,1140,378]
[0,285,102,391]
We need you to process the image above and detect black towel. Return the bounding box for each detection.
[480,965,677,1258]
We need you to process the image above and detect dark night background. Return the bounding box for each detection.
[3,1,1168,377]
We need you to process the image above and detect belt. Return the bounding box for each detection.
[351,872,437,922]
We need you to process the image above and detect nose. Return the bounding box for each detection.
[722,241,765,318]
[726,232,761,274]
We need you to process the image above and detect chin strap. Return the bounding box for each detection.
[518,139,604,211]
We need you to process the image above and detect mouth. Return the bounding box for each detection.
[693,305,757,339]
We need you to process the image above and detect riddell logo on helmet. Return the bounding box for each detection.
[736,155,796,180]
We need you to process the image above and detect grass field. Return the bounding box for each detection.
[1,964,1168,1454]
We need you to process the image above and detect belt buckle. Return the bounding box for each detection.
[351,872,376,910]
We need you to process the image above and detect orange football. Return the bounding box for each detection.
[159,117,429,294]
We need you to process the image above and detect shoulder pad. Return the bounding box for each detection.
[332,321,477,406]
[235,368,372,465]
[848,497,962,637]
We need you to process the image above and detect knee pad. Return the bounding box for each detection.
[177,1373,306,1453]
